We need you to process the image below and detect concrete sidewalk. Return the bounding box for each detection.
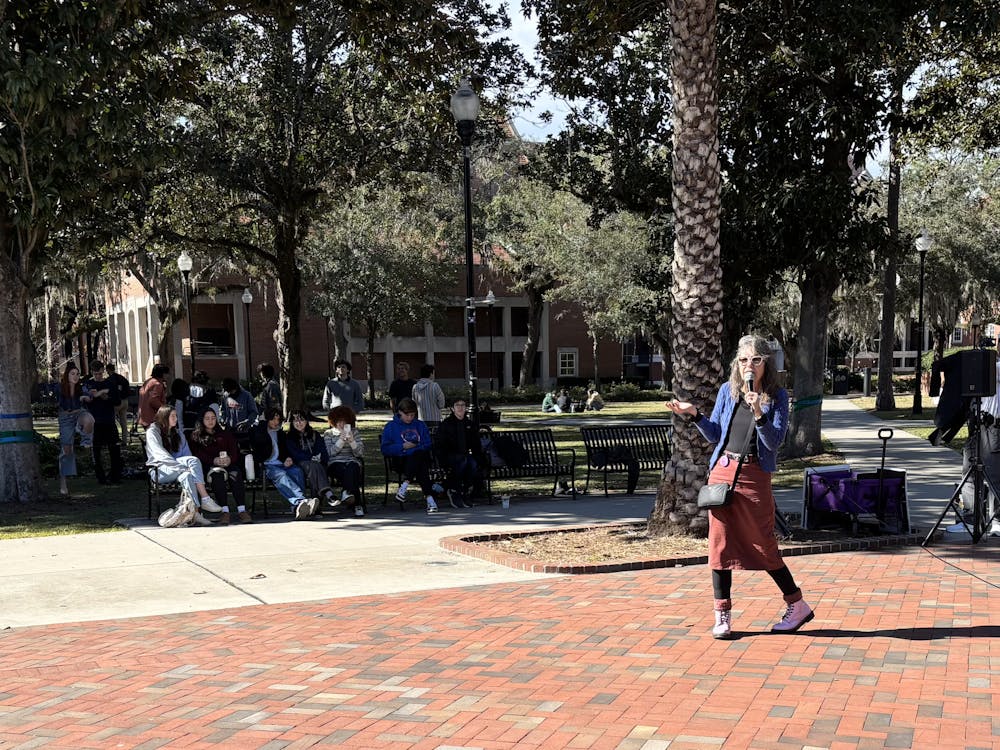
[0,397,973,631]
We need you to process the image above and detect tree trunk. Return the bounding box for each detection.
[0,275,45,502]
[786,270,837,457]
[330,314,350,368]
[876,79,903,411]
[518,286,547,387]
[591,331,599,389]
[273,222,306,414]
[649,0,722,537]
[651,323,672,391]
[365,321,376,403]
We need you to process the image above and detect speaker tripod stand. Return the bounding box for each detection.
[923,397,1000,545]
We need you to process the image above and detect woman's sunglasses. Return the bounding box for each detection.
[738,356,766,366]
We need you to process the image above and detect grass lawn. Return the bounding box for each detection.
[0,397,919,539]
[849,394,967,453]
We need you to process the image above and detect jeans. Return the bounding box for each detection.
[445,454,479,495]
[58,410,85,477]
[150,456,205,506]
[264,462,306,505]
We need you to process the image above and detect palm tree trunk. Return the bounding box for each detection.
[649,0,722,536]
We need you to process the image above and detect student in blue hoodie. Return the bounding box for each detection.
[380,397,438,513]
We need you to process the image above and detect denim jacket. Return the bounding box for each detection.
[695,383,789,473]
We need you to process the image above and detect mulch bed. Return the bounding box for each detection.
[440,522,924,574]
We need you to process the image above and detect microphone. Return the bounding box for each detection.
[744,370,755,393]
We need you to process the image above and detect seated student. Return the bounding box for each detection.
[586,388,605,411]
[556,388,571,412]
[189,406,252,524]
[541,390,561,413]
[144,405,225,525]
[436,398,482,507]
[220,377,259,431]
[248,408,318,520]
[380,397,438,513]
[323,406,366,516]
[286,408,337,507]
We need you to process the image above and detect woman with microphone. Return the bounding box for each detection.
[667,334,813,639]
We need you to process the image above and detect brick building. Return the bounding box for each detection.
[104,263,631,390]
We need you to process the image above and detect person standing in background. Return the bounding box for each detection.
[83,360,123,485]
[322,359,365,413]
[388,361,416,412]
[138,363,170,429]
[105,363,131,443]
[411,364,445,426]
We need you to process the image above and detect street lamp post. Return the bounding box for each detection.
[177,250,195,377]
[485,289,496,392]
[451,78,481,423]
[912,230,932,415]
[242,287,253,385]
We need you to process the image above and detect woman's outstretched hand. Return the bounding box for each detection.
[666,399,696,417]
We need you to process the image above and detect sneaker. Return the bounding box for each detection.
[237,511,253,523]
[199,496,224,513]
[712,609,735,640]
[395,485,408,509]
[328,489,346,509]
[354,504,365,517]
[426,497,438,514]
[771,599,814,633]
[340,492,355,507]
[295,498,316,520]
[191,512,215,527]
[218,512,231,526]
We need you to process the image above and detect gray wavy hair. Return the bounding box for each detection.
[727,334,780,401]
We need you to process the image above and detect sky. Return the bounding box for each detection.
[500,4,570,142]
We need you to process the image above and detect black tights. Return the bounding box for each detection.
[712,566,799,600]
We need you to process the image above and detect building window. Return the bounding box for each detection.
[558,348,578,377]
[952,327,963,344]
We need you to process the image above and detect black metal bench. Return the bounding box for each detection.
[484,428,576,501]
[580,424,672,495]
[249,457,367,518]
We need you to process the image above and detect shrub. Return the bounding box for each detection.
[603,383,648,401]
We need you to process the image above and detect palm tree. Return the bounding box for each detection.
[648,0,725,536]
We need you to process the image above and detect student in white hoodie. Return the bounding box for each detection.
[411,364,445,426]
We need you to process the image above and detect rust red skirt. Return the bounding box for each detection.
[706,458,783,571]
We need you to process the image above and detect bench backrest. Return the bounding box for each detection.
[580,424,672,467]
[490,428,559,466]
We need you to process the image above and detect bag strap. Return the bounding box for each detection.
[726,403,758,491]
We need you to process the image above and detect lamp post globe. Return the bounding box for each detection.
[177,251,195,376]
[912,229,932,416]
[451,78,481,424]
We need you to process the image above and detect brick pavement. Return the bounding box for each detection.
[1,541,998,750]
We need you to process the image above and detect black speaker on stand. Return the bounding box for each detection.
[923,347,999,545]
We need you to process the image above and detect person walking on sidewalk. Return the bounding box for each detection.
[667,334,814,639]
